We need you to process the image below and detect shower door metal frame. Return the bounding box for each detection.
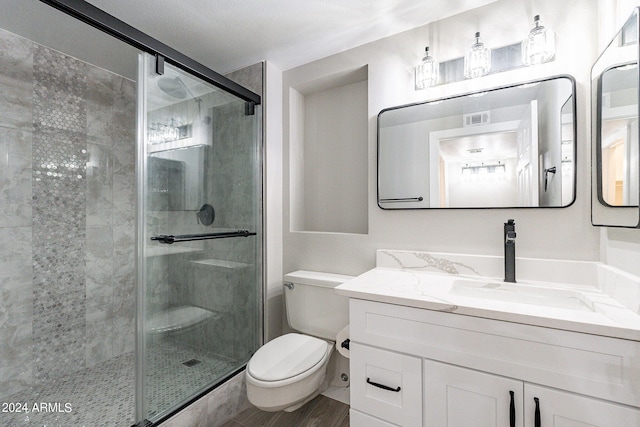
[37,1,265,425]
[38,0,261,106]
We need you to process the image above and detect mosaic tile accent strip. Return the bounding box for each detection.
[31,44,88,383]
[33,45,86,133]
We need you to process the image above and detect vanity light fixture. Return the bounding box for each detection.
[522,15,555,66]
[464,32,491,79]
[148,119,191,145]
[462,161,505,175]
[415,46,440,89]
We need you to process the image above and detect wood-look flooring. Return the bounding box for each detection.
[221,395,349,427]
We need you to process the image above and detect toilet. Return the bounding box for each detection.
[245,270,352,412]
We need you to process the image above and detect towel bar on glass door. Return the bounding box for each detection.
[150,230,256,244]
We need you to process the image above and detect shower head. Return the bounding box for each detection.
[157,76,188,99]
[157,75,204,118]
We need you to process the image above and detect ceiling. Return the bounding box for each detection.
[85,0,498,74]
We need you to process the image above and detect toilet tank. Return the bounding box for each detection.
[283,270,352,340]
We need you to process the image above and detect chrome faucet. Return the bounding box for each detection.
[504,219,516,283]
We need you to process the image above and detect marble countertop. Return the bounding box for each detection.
[335,250,640,341]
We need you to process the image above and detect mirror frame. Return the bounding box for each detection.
[591,6,640,228]
[377,75,577,210]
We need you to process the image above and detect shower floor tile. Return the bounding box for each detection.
[1,339,238,427]
[1,352,135,427]
[145,338,239,420]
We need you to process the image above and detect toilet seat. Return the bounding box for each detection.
[247,333,330,385]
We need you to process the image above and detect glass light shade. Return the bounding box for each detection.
[522,15,555,66]
[415,46,440,89]
[464,32,491,79]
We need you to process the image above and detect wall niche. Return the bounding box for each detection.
[289,65,369,234]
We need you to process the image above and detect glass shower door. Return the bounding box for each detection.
[137,53,262,422]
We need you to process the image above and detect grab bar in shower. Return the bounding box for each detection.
[379,196,424,203]
[151,230,256,244]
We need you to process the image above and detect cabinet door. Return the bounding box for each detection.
[424,359,524,427]
[351,343,423,426]
[524,384,640,427]
[351,409,400,427]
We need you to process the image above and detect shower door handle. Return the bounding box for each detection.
[151,230,256,244]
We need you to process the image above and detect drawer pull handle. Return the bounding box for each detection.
[534,397,541,427]
[366,377,401,392]
[509,390,515,427]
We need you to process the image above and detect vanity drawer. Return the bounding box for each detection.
[350,299,640,407]
[350,343,422,426]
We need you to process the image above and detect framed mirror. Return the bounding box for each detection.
[592,7,640,227]
[377,75,576,209]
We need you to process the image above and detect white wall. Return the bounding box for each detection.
[301,80,368,234]
[264,62,284,341]
[282,0,601,277]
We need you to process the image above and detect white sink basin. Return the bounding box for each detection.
[449,279,595,312]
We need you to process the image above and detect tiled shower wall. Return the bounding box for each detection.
[0,27,136,399]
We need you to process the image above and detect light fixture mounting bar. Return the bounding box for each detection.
[417,42,525,89]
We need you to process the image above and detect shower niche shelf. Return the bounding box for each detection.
[189,258,251,271]
[147,305,219,334]
[146,245,203,258]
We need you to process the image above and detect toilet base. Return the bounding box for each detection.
[246,368,328,412]
[284,351,349,411]
[282,386,325,412]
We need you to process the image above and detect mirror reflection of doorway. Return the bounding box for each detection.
[438,132,518,208]
[601,117,639,206]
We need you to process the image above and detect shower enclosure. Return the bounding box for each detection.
[0,1,263,426]
[138,54,262,423]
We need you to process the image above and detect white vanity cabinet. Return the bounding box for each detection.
[423,360,640,427]
[348,299,640,427]
[523,385,640,427]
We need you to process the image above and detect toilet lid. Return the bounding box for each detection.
[248,333,329,382]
